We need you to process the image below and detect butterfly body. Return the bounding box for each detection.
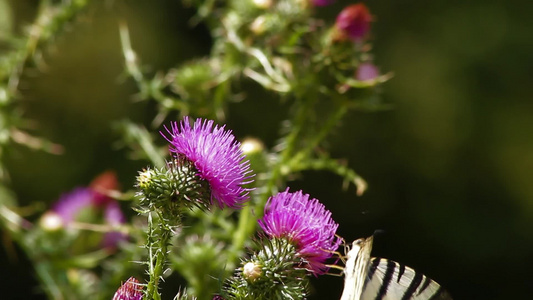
[341,236,452,300]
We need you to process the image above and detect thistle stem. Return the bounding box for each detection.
[145,213,171,300]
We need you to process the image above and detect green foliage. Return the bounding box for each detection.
[0,0,88,180]
[171,234,226,299]
[0,0,89,134]
[113,120,167,168]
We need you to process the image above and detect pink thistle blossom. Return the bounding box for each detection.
[112,277,143,300]
[162,117,254,209]
[258,189,341,275]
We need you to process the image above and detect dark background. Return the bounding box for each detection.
[1,0,532,299]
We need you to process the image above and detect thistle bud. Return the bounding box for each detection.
[136,169,156,192]
[335,3,372,42]
[135,158,212,216]
[39,212,63,232]
[250,16,268,35]
[224,238,308,299]
[243,262,262,282]
[241,137,264,155]
[89,170,119,206]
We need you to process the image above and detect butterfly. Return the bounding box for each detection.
[340,236,453,300]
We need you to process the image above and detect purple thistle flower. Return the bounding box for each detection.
[258,189,341,275]
[50,178,128,249]
[162,117,253,209]
[52,188,94,224]
[112,277,143,300]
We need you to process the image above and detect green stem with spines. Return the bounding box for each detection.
[144,212,172,300]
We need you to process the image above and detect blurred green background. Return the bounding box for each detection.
[1,0,531,299]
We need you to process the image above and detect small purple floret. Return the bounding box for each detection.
[356,62,380,81]
[258,189,341,275]
[162,117,253,209]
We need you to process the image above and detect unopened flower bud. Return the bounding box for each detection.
[39,212,64,231]
[89,170,119,206]
[250,16,267,35]
[135,159,212,216]
[243,262,262,282]
[335,3,372,42]
[241,137,264,155]
[136,169,155,191]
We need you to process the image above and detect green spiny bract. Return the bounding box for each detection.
[223,238,309,300]
[135,156,212,222]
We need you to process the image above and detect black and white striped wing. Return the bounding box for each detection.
[360,257,452,300]
[340,237,374,300]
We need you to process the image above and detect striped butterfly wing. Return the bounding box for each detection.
[340,236,452,300]
[360,257,453,300]
[340,237,374,300]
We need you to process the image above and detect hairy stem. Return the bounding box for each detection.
[144,213,171,300]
